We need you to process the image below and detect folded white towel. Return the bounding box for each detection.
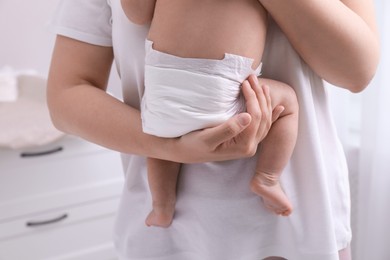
[0,98,64,149]
[0,75,64,149]
[0,67,18,102]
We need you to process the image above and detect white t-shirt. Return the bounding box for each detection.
[50,1,351,259]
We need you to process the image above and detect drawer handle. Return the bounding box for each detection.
[20,146,63,158]
[26,213,68,227]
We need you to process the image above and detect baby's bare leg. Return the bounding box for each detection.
[145,158,181,227]
[250,78,298,216]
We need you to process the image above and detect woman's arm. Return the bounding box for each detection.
[121,0,156,25]
[47,36,277,163]
[260,0,380,93]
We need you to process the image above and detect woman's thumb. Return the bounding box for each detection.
[203,113,251,147]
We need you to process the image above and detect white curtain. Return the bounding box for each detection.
[354,1,390,258]
[329,1,390,259]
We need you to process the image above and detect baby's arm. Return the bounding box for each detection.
[121,0,156,25]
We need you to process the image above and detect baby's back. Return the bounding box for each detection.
[148,0,267,68]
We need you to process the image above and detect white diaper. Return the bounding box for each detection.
[141,40,262,138]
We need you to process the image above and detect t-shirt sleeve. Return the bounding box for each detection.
[49,0,112,47]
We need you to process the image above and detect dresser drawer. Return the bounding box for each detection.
[0,202,118,260]
[0,178,123,223]
[0,135,107,170]
[0,197,119,241]
[0,135,123,260]
[0,151,123,221]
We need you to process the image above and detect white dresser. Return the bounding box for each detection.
[0,136,124,260]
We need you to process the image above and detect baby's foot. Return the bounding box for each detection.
[250,173,293,216]
[145,202,175,228]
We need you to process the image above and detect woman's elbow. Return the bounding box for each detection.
[342,69,374,93]
[344,47,380,93]
[121,0,153,25]
[328,66,376,93]
[46,93,70,134]
[47,104,68,134]
[128,14,152,25]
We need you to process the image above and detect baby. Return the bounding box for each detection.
[121,0,299,227]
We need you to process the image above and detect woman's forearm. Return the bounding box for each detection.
[47,36,170,159]
[48,83,171,158]
[260,0,380,92]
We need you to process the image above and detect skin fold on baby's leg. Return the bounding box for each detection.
[146,158,181,227]
[250,79,299,216]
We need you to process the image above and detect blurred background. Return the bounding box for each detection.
[0,0,389,259]
[0,1,123,259]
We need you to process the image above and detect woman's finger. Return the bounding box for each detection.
[241,78,261,138]
[272,105,285,122]
[201,113,252,150]
[248,75,272,142]
[260,84,272,117]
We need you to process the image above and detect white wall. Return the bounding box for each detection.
[0,0,59,75]
[0,0,121,97]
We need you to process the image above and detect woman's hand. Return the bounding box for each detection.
[172,75,284,163]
